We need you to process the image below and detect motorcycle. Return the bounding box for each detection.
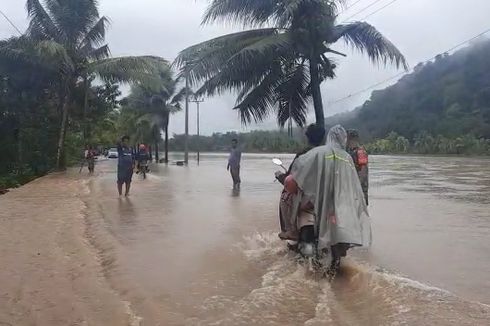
[137,160,149,179]
[273,158,347,277]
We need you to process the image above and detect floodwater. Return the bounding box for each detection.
[84,154,490,325]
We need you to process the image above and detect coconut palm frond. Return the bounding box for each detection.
[45,0,100,43]
[36,40,75,70]
[87,44,110,61]
[174,28,278,84]
[26,0,62,41]
[171,87,193,105]
[89,56,167,86]
[330,22,408,70]
[78,16,110,50]
[233,67,283,124]
[276,63,310,127]
[202,0,278,26]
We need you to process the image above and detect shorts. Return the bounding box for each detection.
[117,167,133,184]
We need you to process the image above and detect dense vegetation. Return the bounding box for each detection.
[169,130,304,153]
[327,38,490,154]
[0,0,170,190]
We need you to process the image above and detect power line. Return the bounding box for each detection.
[343,0,366,12]
[341,0,386,22]
[0,9,22,35]
[328,27,490,106]
[358,0,403,21]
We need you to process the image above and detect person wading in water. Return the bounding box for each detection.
[346,129,369,205]
[227,138,242,190]
[117,135,134,196]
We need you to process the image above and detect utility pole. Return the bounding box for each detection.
[190,98,204,164]
[184,66,190,164]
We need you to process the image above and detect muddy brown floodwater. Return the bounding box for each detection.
[80,154,489,325]
[2,154,489,325]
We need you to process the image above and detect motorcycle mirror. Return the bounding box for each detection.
[272,158,283,166]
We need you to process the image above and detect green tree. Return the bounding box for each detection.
[394,136,409,153]
[175,0,407,128]
[124,65,185,162]
[0,0,166,169]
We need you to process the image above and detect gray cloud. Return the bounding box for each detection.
[2,0,490,135]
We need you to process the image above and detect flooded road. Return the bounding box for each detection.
[84,154,490,325]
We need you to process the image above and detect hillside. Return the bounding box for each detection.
[327,38,490,142]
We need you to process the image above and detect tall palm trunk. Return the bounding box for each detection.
[83,77,89,144]
[164,127,169,164]
[154,139,159,163]
[56,97,69,170]
[309,56,325,127]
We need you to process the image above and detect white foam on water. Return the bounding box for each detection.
[304,284,334,326]
[238,231,285,260]
[234,233,490,325]
[379,271,451,295]
[122,300,143,326]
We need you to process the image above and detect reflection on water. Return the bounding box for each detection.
[84,154,490,325]
[117,198,136,225]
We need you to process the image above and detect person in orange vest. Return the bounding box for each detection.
[347,129,369,205]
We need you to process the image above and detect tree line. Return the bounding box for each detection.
[365,132,490,155]
[0,0,181,190]
[327,37,490,148]
[169,130,304,153]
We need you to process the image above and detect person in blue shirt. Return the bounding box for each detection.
[117,135,134,196]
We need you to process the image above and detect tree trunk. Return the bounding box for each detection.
[56,98,69,170]
[309,55,325,127]
[17,129,22,168]
[83,77,89,144]
[165,127,169,164]
[154,140,159,163]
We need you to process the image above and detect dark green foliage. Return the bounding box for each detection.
[328,38,490,154]
[0,0,167,189]
[169,130,304,153]
[365,131,490,155]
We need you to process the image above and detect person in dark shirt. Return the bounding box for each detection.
[117,135,134,196]
[227,139,242,189]
[346,129,369,205]
[85,145,96,174]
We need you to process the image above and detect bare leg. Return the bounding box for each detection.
[117,182,123,196]
[125,182,131,196]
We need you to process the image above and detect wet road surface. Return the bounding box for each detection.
[81,154,490,325]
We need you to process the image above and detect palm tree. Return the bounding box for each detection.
[175,0,407,128]
[124,65,185,163]
[0,0,165,169]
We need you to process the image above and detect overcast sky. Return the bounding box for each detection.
[2,0,490,135]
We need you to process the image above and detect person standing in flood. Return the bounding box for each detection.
[117,135,135,196]
[227,138,242,189]
[86,145,96,174]
[347,129,369,205]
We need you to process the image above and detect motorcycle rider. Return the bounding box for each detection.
[136,144,150,174]
[85,145,96,174]
[288,125,372,262]
[346,129,369,205]
[276,124,325,241]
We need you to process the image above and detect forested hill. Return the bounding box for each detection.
[327,38,490,141]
